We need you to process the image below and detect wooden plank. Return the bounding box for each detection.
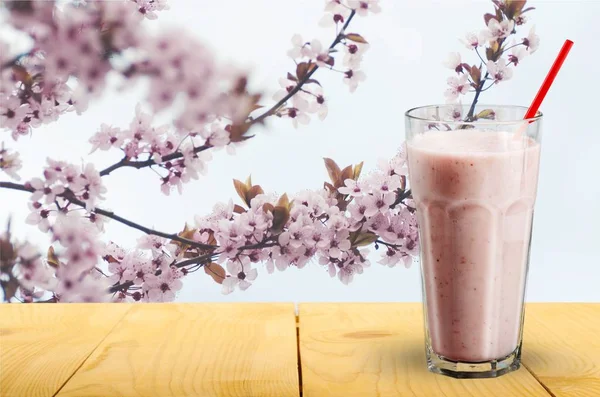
[56,303,299,397]
[298,303,550,397]
[0,303,131,397]
[522,303,600,397]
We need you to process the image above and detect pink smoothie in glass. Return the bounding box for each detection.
[407,129,541,362]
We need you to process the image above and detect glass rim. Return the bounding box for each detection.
[405,104,543,126]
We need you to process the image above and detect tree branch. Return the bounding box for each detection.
[108,252,216,294]
[390,189,412,209]
[99,145,210,176]
[465,72,490,120]
[250,10,356,126]
[99,12,357,178]
[375,239,403,249]
[0,181,216,250]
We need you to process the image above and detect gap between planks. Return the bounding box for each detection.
[522,362,557,397]
[51,306,133,397]
[296,314,303,397]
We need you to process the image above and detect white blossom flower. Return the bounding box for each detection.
[343,69,366,93]
[348,0,381,17]
[222,259,258,294]
[443,52,463,73]
[460,32,483,49]
[487,58,513,83]
[445,74,470,101]
[287,34,312,59]
[0,146,22,180]
[482,18,515,40]
[508,45,528,66]
[523,26,540,53]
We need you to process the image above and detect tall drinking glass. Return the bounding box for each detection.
[405,104,542,378]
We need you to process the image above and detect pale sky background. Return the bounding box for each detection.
[1,0,599,302]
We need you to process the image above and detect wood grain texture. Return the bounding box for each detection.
[56,303,299,397]
[298,303,550,397]
[0,303,131,397]
[523,303,600,397]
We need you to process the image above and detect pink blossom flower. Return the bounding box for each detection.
[523,26,539,53]
[307,86,328,121]
[363,193,395,217]
[508,45,528,66]
[391,144,409,175]
[78,163,106,208]
[287,34,312,59]
[338,179,363,197]
[273,77,298,103]
[348,197,368,221]
[378,249,412,268]
[15,242,57,291]
[443,52,464,73]
[444,102,463,122]
[0,145,22,180]
[483,18,514,40]
[286,107,311,128]
[137,235,167,252]
[135,0,169,20]
[123,255,155,286]
[222,259,258,294]
[1,96,29,137]
[28,177,65,204]
[201,123,230,148]
[43,159,68,184]
[89,124,123,152]
[279,221,313,249]
[365,213,390,234]
[57,272,111,303]
[309,39,333,67]
[52,214,102,270]
[487,58,513,83]
[24,202,51,232]
[460,32,483,49]
[445,74,470,101]
[343,69,366,93]
[338,262,364,285]
[328,231,351,259]
[144,270,183,302]
[348,0,381,16]
[343,43,368,70]
[319,1,351,27]
[88,212,107,232]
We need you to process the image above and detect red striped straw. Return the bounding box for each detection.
[524,39,574,120]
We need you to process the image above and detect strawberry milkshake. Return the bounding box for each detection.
[405,106,543,378]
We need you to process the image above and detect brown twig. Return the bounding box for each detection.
[99,145,210,176]
[250,10,356,126]
[390,189,412,209]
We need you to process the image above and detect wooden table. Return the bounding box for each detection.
[0,303,598,397]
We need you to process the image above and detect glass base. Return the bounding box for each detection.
[426,344,522,379]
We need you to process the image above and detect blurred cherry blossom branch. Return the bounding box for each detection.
[0,181,216,250]
[251,10,356,126]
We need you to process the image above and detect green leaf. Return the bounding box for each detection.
[353,162,364,180]
[353,232,379,247]
[475,109,496,120]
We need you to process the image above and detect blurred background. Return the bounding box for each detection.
[1,0,598,302]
